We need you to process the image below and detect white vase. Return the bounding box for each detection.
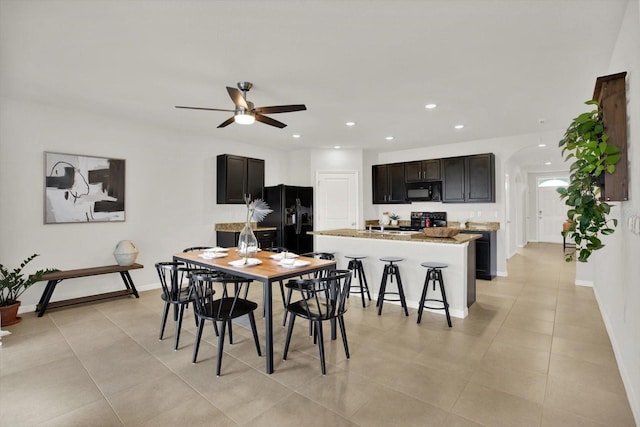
[391,219,398,226]
[113,240,139,266]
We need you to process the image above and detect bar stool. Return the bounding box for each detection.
[345,255,371,308]
[376,257,408,316]
[417,262,452,327]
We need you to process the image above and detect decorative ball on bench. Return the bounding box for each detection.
[113,240,139,266]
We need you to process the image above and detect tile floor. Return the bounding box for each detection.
[0,243,636,426]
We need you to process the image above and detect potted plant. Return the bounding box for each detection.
[557,100,620,262]
[0,254,55,326]
[389,213,400,226]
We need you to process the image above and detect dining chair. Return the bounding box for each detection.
[190,272,262,376]
[281,251,336,327]
[283,269,352,375]
[155,261,206,351]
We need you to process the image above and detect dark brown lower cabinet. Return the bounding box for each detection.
[216,230,276,249]
[461,230,496,280]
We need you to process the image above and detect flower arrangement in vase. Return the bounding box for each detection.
[238,196,273,261]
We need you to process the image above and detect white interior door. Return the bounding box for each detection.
[537,186,566,243]
[316,171,358,230]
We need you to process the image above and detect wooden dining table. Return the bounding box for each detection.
[173,248,336,374]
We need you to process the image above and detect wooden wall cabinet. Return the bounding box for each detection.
[372,163,408,204]
[216,154,265,204]
[442,153,495,203]
[593,72,628,202]
[405,159,441,182]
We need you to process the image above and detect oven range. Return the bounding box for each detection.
[400,211,448,231]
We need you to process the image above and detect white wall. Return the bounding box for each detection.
[0,98,292,308]
[588,0,640,421]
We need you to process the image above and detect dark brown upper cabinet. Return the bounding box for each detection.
[372,163,408,204]
[216,154,265,204]
[593,72,628,202]
[405,159,441,182]
[442,153,495,203]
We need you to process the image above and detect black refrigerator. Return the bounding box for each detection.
[263,185,313,254]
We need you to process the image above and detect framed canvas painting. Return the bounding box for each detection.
[44,152,125,223]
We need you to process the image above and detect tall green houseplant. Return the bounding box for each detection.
[557,100,620,262]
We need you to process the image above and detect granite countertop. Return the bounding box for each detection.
[364,219,500,232]
[215,222,277,232]
[449,221,501,231]
[310,228,481,245]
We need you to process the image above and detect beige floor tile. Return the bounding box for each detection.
[548,353,627,396]
[297,370,386,418]
[1,243,636,427]
[37,398,124,427]
[494,325,553,352]
[0,356,104,426]
[550,336,617,367]
[0,327,75,376]
[502,312,555,335]
[77,335,174,396]
[452,382,542,427]
[140,395,238,427]
[350,387,449,427]
[385,361,470,410]
[245,392,355,427]
[480,340,550,375]
[106,373,201,426]
[469,364,547,404]
[544,376,635,426]
[541,406,609,427]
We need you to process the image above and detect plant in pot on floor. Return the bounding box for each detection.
[0,254,56,326]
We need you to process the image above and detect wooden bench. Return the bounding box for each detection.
[36,263,143,317]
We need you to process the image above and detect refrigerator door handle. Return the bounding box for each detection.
[295,198,302,235]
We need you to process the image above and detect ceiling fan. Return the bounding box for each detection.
[175,81,306,129]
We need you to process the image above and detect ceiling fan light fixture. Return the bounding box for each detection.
[234,108,255,125]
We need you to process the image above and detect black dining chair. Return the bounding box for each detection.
[280,251,336,327]
[190,272,262,376]
[155,261,208,351]
[283,269,352,375]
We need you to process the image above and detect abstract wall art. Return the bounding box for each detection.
[44,152,125,223]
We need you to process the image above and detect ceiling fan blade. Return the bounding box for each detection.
[226,87,249,109]
[217,116,236,128]
[254,104,307,114]
[175,106,234,112]
[255,113,287,128]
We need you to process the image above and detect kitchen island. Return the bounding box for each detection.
[311,228,481,319]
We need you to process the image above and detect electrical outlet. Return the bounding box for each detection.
[634,216,640,235]
[628,216,635,232]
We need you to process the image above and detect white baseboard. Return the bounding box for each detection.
[574,279,594,287]
[592,284,639,425]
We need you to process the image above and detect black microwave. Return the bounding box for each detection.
[406,181,441,201]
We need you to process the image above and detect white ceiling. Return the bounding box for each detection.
[0,0,629,172]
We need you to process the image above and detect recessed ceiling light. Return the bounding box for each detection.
[334,145,341,149]
[454,124,464,129]
[292,134,301,139]
[545,161,552,165]
[425,103,437,109]
[538,143,546,147]
[345,121,356,127]
[385,136,394,141]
